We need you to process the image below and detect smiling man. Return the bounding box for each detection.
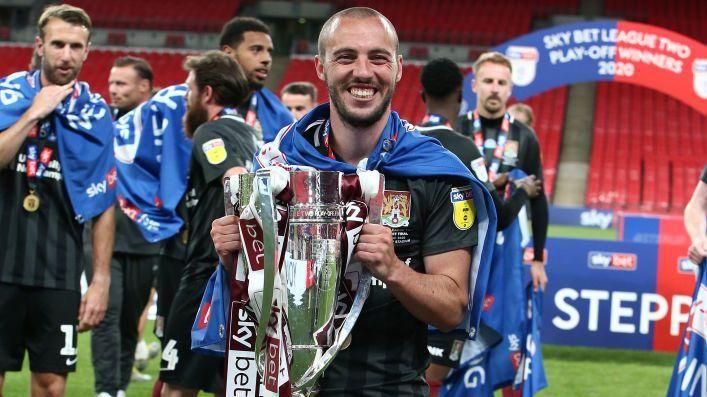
[0,4,115,397]
[211,7,496,396]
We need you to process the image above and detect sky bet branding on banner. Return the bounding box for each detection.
[542,236,696,352]
[462,20,707,115]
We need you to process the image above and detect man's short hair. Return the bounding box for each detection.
[281,82,318,103]
[37,4,92,40]
[184,51,249,108]
[508,103,534,127]
[420,58,463,100]
[219,17,270,48]
[113,56,154,89]
[473,51,512,75]
[317,7,398,60]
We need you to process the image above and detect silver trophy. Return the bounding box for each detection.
[225,168,383,397]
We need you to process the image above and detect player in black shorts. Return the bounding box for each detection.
[159,52,258,396]
[457,52,549,292]
[417,57,541,393]
[212,8,496,396]
[684,165,707,265]
[0,5,114,396]
[84,56,156,397]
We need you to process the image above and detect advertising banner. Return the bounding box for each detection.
[463,20,707,115]
[542,237,694,352]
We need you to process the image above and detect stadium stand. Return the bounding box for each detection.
[587,82,707,213]
[66,0,243,32]
[604,0,706,42]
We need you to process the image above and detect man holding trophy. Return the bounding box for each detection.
[211,7,496,396]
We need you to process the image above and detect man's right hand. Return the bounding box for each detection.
[211,215,241,273]
[688,236,707,265]
[27,82,74,121]
[515,175,542,198]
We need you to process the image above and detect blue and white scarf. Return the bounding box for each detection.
[255,103,497,336]
[0,70,115,222]
[113,84,192,243]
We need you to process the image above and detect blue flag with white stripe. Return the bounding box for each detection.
[667,260,707,397]
[114,84,192,242]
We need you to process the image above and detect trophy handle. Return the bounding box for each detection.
[253,169,279,370]
[294,173,384,390]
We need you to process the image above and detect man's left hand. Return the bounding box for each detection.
[78,276,109,332]
[354,224,402,282]
[530,260,548,292]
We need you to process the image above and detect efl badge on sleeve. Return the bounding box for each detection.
[202,138,227,165]
[382,190,411,228]
[450,186,475,230]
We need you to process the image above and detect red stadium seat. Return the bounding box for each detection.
[587,82,707,213]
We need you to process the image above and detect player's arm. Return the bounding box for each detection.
[684,178,707,264]
[524,133,549,291]
[79,205,115,332]
[356,230,470,331]
[0,82,74,168]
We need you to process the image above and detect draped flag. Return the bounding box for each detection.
[192,264,231,355]
[441,170,546,397]
[0,70,115,222]
[667,260,707,397]
[255,103,497,338]
[114,84,192,242]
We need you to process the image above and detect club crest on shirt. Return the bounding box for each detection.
[202,138,227,165]
[450,186,475,230]
[381,190,411,228]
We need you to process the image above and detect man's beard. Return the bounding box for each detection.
[327,79,394,129]
[184,100,208,138]
[42,59,79,85]
[482,96,505,115]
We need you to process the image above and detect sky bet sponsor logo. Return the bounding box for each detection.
[587,251,637,271]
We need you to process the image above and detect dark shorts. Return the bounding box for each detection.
[158,272,223,393]
[154,254,186,341]
[0,283,80,373]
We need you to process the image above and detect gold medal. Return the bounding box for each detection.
[23,191,40,212]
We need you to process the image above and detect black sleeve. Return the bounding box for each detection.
[495,188,529,230]
[530,191,549,261]
[192,121,256,184]
[420,178,478,257]
[702,165,707,184]
[520,129,549,262]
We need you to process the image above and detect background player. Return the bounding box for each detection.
[458,52,549,292]
[280,81,318,120]
[159,51,257,397]
[0,5,115,396]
